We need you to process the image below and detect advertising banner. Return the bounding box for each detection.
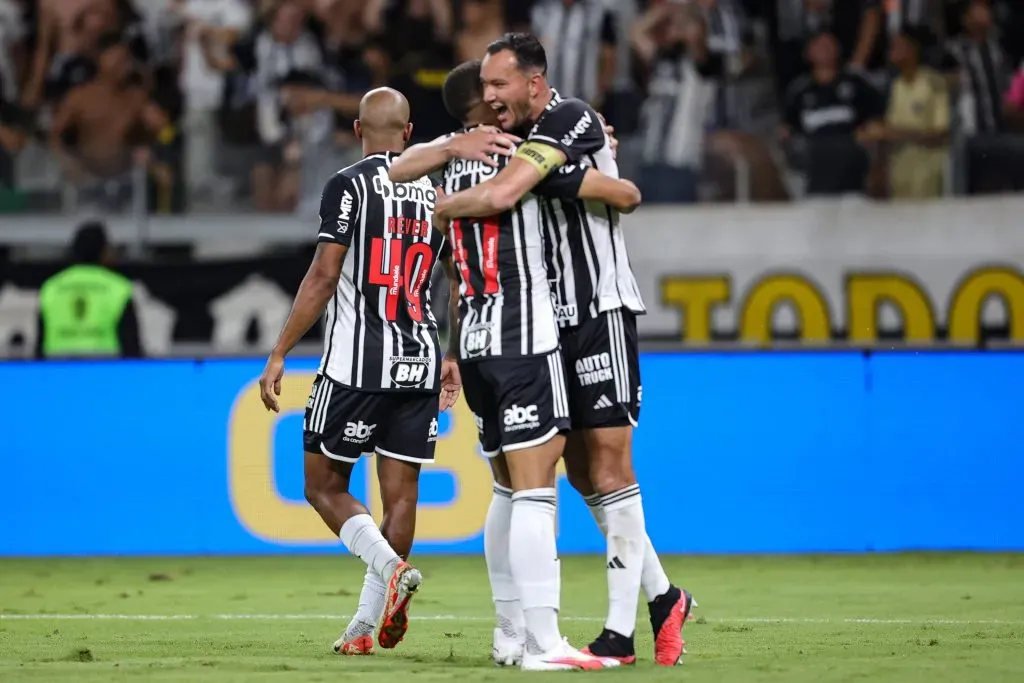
[2,352,1021,556]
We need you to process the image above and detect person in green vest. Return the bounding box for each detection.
[35,222,143,359]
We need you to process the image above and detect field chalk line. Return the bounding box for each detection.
[1,614,1020,626]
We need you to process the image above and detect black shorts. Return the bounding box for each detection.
[559,308,642,429]
[302,374,439,464]
[460,350,571,457]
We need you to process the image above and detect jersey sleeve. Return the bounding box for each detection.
[317,173,360,246]
[527,98,606,164]
[534,163,588,199]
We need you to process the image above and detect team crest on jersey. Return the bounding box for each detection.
[389,356,430,388]
[463,322,494,357]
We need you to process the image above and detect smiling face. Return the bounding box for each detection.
[480,49,536,132]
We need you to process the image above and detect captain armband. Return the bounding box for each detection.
[514,141,564,177]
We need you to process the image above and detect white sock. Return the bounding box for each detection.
[339,513,401,584]
[586,492,671,603]
[486,483,524,639]
[601,485,646,637]
[344,566,387,639]
[509,488,562,654]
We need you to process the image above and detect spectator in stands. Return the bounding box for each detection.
[35,221,142,359]
[1004,60,1024,130]
[173,0,253,205]
[877,28,949,199]
[769,1,888,97]
[456,0,505,65]
[944,0,1021,194]
[50,32,171,212]
[25,0,151,108]
[366,0,455,144]
[632,2,723,203]
[781,31,884,196]
[531,0,618,110]
[314,0,373,157]
[0,0,26,189]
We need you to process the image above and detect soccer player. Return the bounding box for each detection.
[257,88,461,656]
[434,34,695,667]
[390,60,645,671]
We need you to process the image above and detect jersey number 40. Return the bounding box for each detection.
[368,238,433,323]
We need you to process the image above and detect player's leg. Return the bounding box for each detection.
[338,455,421,654]
[301,376,408,653]
[463,362,524,665]
[366,393,438,650]
[489,353,606,671]
[566,310,694,666]
[484,452,524,665]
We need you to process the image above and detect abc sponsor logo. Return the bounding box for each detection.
[343,420,376,444]
[503,403,539,432]
[428,417,439,442]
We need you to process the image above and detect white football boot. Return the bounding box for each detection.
[521,637,614,671]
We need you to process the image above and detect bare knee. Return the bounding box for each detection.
[303,453,348,510]
[563,432,595,497]
[584,427,636,494]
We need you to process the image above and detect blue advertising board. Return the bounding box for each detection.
[1,352,1022,556]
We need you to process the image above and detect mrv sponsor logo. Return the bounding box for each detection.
[372,175,437,208]
[338,191,354,233]
[343,421,376,443]
[575,352,614,386]
[561,110,593,147]
[503,404,539,432]
[389,357,430,388]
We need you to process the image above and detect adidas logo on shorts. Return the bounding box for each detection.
[593,395,614,410]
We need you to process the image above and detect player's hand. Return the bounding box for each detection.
[448,126,522,167]
[597,112,619,160]
[259,353,285,413]
[439,356,462,411]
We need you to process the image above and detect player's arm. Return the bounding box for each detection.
[436,99,606,219]
[538,164,642,213]
[389,127,521,182]
[260,175,357,411]
[579,170,642,214]
[435,142,567,218]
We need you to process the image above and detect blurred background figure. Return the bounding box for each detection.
[632,2,722,203]
[876,27,949,200]
[35,220,142,359]
[0,0,1019,217]
[781,31,883,197]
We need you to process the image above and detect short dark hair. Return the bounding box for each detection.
[443,60,483,124]
[71,221,108,264]
[97,31,125,54]
[485,32,547,75]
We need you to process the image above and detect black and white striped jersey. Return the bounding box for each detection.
[529,92,646,328]
[442,128,590,361]
[316,152,448,392]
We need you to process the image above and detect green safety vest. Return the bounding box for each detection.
[38,264,134,357]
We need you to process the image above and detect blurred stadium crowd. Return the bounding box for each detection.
[1,0,1023,217]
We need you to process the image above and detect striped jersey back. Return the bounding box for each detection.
[316,152,448,392]
[442,130,560,360]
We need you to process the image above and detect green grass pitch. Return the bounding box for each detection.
[2,554,1023,682]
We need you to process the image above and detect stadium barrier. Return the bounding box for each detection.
[1,350,1021,556]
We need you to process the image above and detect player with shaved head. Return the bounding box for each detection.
[258,87,461,656]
